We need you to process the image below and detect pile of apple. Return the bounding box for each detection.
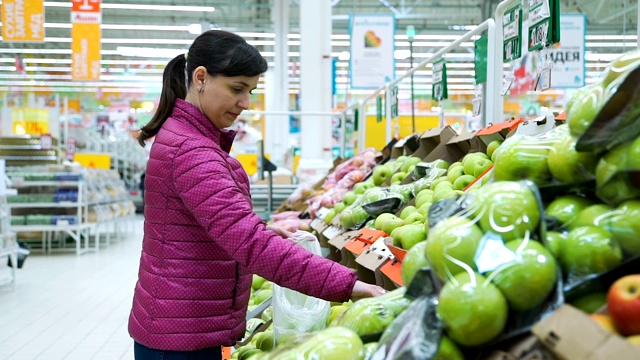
[585,274,640,348]
[248,275,273,309]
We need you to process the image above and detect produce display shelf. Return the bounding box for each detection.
[7,202,81,208]
[10,181,82,187]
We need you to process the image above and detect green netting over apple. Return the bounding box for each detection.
[423,180,563,349]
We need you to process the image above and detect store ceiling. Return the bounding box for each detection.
[0,0,638,97]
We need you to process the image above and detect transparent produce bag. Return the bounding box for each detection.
[272,231,331,346]
[424,180,564,349]
[491,123,598,187]
[593,136,640,206]
[329,287,410,341]
[341,187,408,229]
[256,327,365,360]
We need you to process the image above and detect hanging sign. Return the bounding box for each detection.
[474,34,488,84]
[528,0,560,51]
[391,86,398,118]
[549,14,585,88]
[376,96,383,123]
[432,59,448,101]
[71,0,102,81]
[349,14,396,88]
[503,4,523,62]
[1,0,45,42]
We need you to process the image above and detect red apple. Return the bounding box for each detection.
[589,313,619,334]
[607,274,640,336]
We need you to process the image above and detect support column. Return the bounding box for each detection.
[299,0,334,165]
[264,0,290,167]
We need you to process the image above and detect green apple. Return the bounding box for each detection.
[426,216,484,281]
[569,292,608,314]
[252,275,266,291]
[560,226,623,277]
[334,201,346,213]
[434,180,454,192]
[372,166,393,186]
[449,161,463,170]
[486,140,503,160]
[430,177,450,191]
[547,133,598,183]
[600,51,640,86]
[453,174,475,191]
[353,181,375,195]
[595,141,640,205]
[463,153,489,176]
[374,213,404,235]
[546,195,594,228]
[567,83,605,137]
[255,289,272,304]
[342,191,358,206]
[400,205,417,220]
[489,239,558,311]
[340,208,355,229]
[390,171,407,185]
[434,335,465,360]
[417,202,432,217]
[545,231,566,258]
[433,187,456,203]
[471,181,541,241]
[570,204,613,229]
[627,136,640,169]
[473,159,493,177]
[324,209,337,225]
[364,219,375,229]
[401,156,423,173]
[350,206,370,227]
[363,188,388,204]
[415,189,434,208]
[607,200,640,255]
[446,166,465,184]
[403,211,425,225]
[437,272,508,346]
[390,223,426,250]
[493,139,551,185]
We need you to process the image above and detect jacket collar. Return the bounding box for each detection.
[171,98,237,153]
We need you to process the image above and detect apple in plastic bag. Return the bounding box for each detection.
[546,194,594,229]
[493,138,552,186]
[544,231,567,259]
[471,181,541,241]
[607,200,640,256]
[560,226,623,278]
[434,335,465,360]
[353,181,375,195]
[426,216,484,281]
[596,141,640,205]
[567,83,605,137]
[350,206,370,227]
[437,271,508,346]
[489,239,558,311]
[570,204,614,230]
[547,132,598,183]
[401,240,429,286]
[601,51,640,87]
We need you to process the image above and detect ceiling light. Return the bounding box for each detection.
[117,46,187,58]
[188,24,202,35]
[36,1,215,12]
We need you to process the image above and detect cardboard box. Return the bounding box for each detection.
[327,230,360,265]
[350,230,392,286]
[410,125,459,160]
[424,130,474,164]
[470,118,524,154]
[531,305,640,360]
[390,133,421,159]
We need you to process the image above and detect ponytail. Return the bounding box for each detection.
[138,54,188,147]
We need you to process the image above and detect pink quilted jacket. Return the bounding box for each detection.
[128,99,357,351]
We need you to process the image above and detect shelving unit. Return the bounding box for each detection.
[0,159,18,289]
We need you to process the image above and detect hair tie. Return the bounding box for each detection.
[184,53,189,60]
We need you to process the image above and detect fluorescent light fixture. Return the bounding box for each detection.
[37,1,215,12]
[117,46,187,58]
[394,50,411,60]
[188,24,202,35]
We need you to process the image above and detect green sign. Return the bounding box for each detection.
[432,59,448,101]
[474,34,488,84]
[376,96,383,123]
[391,86,399,118]
[503,4,523,62]
[528,0,560,51]
[354,108,359,131]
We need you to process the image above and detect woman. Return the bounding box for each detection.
[128,30,385,360]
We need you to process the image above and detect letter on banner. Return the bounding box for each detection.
[71,0,101,81]
[1,0,45,42]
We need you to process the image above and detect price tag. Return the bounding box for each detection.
[40,134,52,150]
[472,97,482,117]
[56,220,70,227]
[323,226,342,240]
[501,78,513,96]
[310,218,325,231]
[539,67,551,91]
[370,238,394,259]
[439,111,445,127]
[316,207,331,220]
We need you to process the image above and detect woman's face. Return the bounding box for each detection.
[197,73,259,129]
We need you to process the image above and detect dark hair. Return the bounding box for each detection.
[138,30,268,146]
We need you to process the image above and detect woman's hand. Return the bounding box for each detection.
[350,280,387,301]
[266,224,295,239]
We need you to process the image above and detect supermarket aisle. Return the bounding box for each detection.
[0,217,145,360]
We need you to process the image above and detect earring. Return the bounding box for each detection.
[198,87,204,93]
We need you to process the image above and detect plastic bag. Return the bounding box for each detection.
[592,137,640,206]
[272,231,331,345]
[424,180,564,350]
[257,327,364,360]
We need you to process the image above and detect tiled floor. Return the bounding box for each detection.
[0,217,144,360]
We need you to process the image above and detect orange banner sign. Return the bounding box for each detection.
[71,0,101,81]
[1,0,45,42]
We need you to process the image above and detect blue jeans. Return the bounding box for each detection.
[134,342,222,360]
